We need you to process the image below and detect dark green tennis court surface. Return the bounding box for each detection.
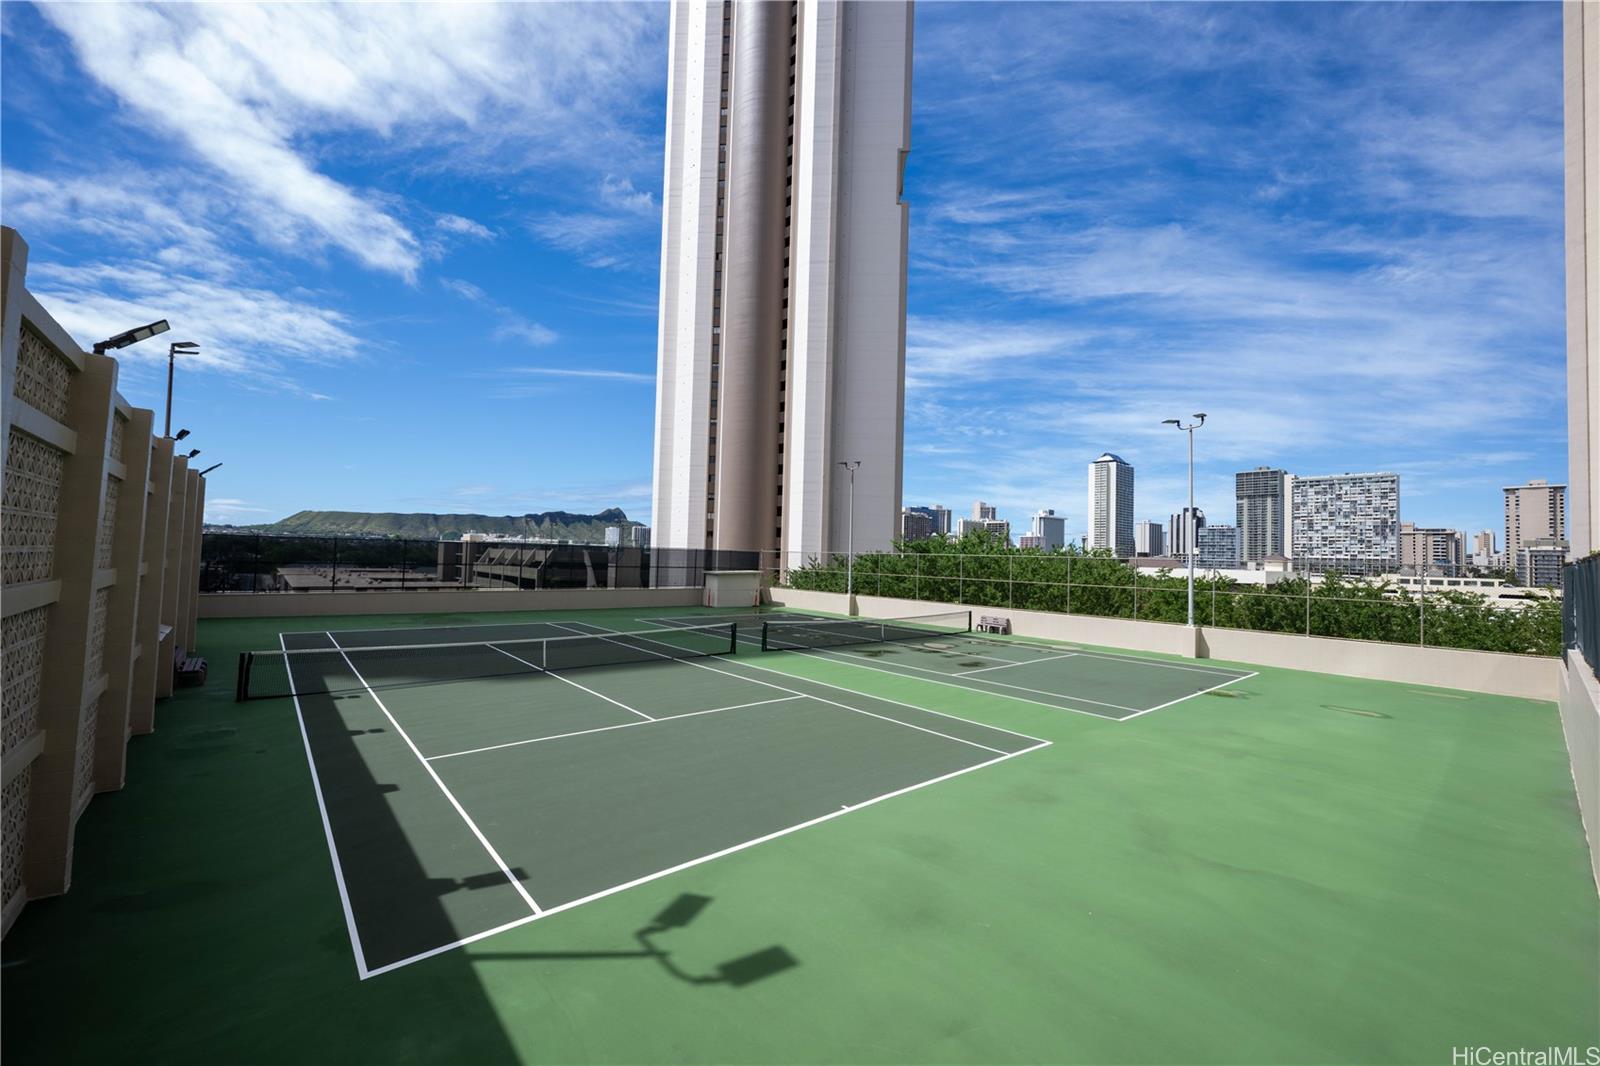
[278,617,1047,976]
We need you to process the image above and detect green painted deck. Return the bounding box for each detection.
[3,607,1596,1065]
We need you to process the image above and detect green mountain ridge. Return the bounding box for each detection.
[218,508,640,542]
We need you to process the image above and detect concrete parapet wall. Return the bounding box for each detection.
[767,587,1558,702]
[1558,648,1600,892]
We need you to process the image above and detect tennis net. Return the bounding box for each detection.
[760,611,972,653]
[236,622,738,701]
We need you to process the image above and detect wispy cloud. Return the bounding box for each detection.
[509,367,654,384]
[441,277,558,347]
[34,3,665,280]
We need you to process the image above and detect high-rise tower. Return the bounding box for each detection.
[650,1,914,563]
[1087,453,1135,557]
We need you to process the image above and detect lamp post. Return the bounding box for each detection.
[165,341,199,437]
[837,460,862,600]
[1161,413,1207,627]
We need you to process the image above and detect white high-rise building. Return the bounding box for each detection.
[1135,520,1165,557]
[1290,472,1400,569]
[1502,479,1567,561]
[1087,453,1135,557]
[650,1,915,562]
[1029,509,1066,550]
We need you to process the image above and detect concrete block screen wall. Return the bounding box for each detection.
[0,227,205,936]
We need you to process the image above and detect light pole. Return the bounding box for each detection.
[1162,413,1207,627]
[165,341,199,437]
[837,460,861,600]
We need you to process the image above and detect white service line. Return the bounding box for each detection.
[426,696,805,762]
[544,622,1020,756]
[792,646,1142,715]
[486,643,654,722]
[956,652,1079,675]
[1117,670,1260,720]
[326,632,544,920]
[281,633,372,980]
[365,737,1050,979]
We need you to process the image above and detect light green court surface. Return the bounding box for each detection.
[3,606,1596,1065]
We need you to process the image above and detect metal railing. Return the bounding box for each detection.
[200,533,771,594]
[777,550,1561,657]
[1564,556,1600,677]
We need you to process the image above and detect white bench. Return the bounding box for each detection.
[976,615,1010,634]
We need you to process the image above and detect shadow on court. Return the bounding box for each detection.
[470,893,800,989]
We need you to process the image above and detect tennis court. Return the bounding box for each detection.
[243,614,1050,978]
[647,609,1256,720]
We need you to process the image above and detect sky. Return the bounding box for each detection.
[0,1,1567,544]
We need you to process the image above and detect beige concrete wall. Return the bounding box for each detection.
[0,226,204,935]
[130,436,173,735]
[1558,648,1600,891]
[767,587,1557,701]
[199,586,704,619]
[1567,2,1599,556]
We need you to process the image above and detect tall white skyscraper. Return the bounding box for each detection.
[650,1,915,560]
[1135,520,1164,557]
[1087,453,1135,557]
[1235,467,1288,561]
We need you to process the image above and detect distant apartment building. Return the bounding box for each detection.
[1168,507,1205,559]
[956,516,1011,544]
[973,501,998,522]
[1469,530,1500,571]
[1195,524,1241,570]
[899,508,935,541]
[629,525,651,548]
[1503,479,1567,561]
[1135,520,1165,557]
[1030,509,1066,551]
[1235,467,1287,561]
[1515,539,1565,588]
[1399,523,1466,573]
[1087,453,1135,557]
[907,504,951,537]
[604,526,623,547]
[1017,534,1044,549]
[1290,472,1400,569]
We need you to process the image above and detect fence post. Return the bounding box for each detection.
[1418,563,1427,647]
[1211,576,1217,626]
[1008,555,1014,609]
[1132,566,1139,619]
[1066,552,1072,615]
[1304,573,1311,635]
[330,535,339,593]
[915,552,921,601]
[959,553,964,604]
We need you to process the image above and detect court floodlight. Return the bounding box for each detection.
[92,319,169,354]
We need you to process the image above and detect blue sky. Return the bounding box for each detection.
[0,2,1565,544]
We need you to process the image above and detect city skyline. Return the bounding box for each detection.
[0,3,1564,544]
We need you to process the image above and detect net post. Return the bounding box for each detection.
[235,652,251,701]
[964,609,972,632]
[761,622,770,652]
[728,622,738,655]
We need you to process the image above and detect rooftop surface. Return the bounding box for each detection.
[3,607,1596,1065]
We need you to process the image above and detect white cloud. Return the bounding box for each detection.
[28,261,362,390]
[440,276,558,347]
[435,214,494,240]
[35,3,666,280]
[509,367,653,384]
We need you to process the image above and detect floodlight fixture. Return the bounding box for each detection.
[185,449,201,459]
[165,342,201,436]
[174,429,191,441]
[92,319,169,355]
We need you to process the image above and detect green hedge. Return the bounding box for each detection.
[783,533,1560,657]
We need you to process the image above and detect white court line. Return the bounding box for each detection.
[610,621,1059,745]
[1117,670,1260,720]
[281,633,372,980]
[545,622,1020,756]
[326,632,545,922]
[282,619,577,642]
[792,646,1143,715]
[363,738,1049,979]
[486,643,654,722]
[426,696,805,762]
[956,652,1079,675]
